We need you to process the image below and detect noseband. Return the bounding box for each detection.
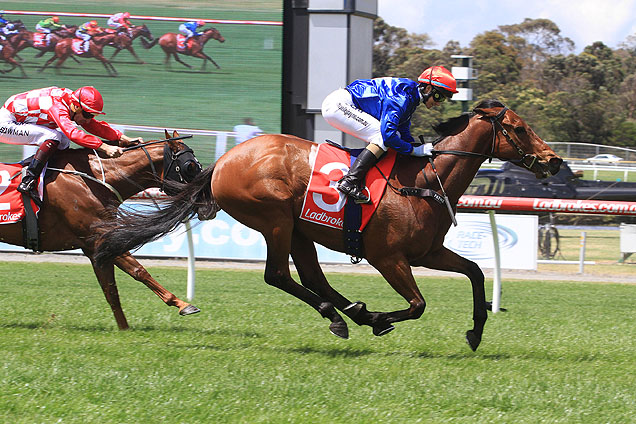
[488,107,538,171]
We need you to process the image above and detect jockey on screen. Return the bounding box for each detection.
[36,16,65,33]
[1,21,19,38]
[0,86,143,200]
[0,11,8,26]
[321,66,458,204]
[179,20,205,42]
[108,12,132,35]
[75,20,101,52]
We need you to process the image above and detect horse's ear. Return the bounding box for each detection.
[172,130,179,138]
[164,129,170,139]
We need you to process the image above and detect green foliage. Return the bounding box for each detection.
[0,261,635,423]
[373,17,636,146]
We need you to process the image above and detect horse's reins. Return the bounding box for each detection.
[378,107,538,227]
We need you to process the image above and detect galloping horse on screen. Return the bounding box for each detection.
[153,28,225,70]
[107,24,155,64]
[12,26,78,58]
[94,101,562,351]
[0,132,202,330]
[39,32,120,76]
[0,39,26,77]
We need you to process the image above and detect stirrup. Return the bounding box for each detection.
[337,180,370,204]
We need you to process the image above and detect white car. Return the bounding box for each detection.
[584,154,623,163]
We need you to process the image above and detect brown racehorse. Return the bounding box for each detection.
[155,28,225,70]
[107,25,155,64]
[12,26,78,58]
[0,39,27,77]
[94,101,563,351]
[0,132,203,330]
[39,32,120,76]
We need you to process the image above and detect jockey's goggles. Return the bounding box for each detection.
[432,89,448,103]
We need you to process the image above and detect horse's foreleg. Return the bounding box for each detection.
[126,47,145,64]
[290,231,387,333]
[262,222,348,338]
[114,253,200,316]
[110,48,121,59]
[202,52,220,69]
[96,55,118,76]
[370,256,426,335]
[39,55,57,72]
[414,247,488,351]
[84,251,129,330]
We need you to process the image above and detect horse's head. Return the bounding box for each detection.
[204,27,225,43]
[162,130,202,194]
[139,24,153,41]
[474,100,562,178]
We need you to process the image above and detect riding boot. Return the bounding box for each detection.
[17,139,59,198]
[337,147,379,204]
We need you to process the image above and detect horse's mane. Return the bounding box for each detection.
[431,99,506,144]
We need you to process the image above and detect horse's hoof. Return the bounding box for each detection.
[465,330,481,352]
[179,304,201,316]
[329,320,349,339]
[372,324,395,336]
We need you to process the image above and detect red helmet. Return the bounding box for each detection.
[418,66,458,95]
[123,12,130,18]
[89,20,98,27]
[197,20,205,26]
[71,86,105,115]
[52,16,60,23]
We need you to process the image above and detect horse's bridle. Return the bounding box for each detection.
[432,106,539,172]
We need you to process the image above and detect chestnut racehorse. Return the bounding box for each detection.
[39,33,120,76]
[0,132,203,330]
[94,101,562,351]
[12,26,78,58]
[0,39,26,77]
[107,24,155,64]
[154,28,225,70]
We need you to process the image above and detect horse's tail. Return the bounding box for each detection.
[93,164,218,267]
[140,37,158,49]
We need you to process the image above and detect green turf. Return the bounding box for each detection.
[0,261,635,423]
[0,1,282,165]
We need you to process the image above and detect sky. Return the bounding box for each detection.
[377,0,636,53]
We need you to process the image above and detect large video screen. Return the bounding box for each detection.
[0,1,282,165]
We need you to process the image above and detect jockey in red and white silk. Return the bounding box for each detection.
[0,86,140,198]
[108,12,132,31]
[0,86,121,149]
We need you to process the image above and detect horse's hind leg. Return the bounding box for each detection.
[114,253,200,316]
[262,222,348,338]
[173,53,192,69]
[84,251,129,330]
[290,231,390,334]
[414,247,488,352]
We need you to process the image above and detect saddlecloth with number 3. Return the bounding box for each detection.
[300,143,396,230]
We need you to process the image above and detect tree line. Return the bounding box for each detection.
[373,17,636,147]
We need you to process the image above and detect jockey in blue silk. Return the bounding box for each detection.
[321,66,458,204]
[0,11,8,26]
[179,20,205,41]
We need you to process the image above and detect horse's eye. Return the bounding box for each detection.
[514,127,527,135]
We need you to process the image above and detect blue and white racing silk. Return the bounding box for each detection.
[345,78,421,154]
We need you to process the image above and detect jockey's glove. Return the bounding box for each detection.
[410,143,434,157]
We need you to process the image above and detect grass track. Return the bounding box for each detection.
[1,262,635,423]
